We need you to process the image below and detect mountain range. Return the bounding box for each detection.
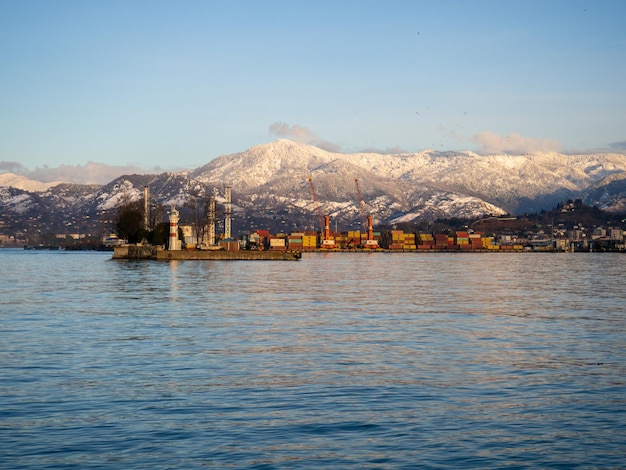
[2,139,626,237]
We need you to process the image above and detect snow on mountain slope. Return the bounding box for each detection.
[1,140,625,236]
[189,139,626,216]
[191,140,339,190]
[0,187,35,214]
[0,173,62,192]
[579,172,626,212]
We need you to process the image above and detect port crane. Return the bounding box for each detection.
[354,177,379,249]
[308,177,336,249]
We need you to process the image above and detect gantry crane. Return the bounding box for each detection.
[354,177,379,249]
[308,177,335,248]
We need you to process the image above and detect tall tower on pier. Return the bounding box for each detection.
[143,186,150,231]
[168,207,180,250]
[224,185,232,239]
[208,196,216,246]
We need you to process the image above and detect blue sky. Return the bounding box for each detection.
[1,0,625,183]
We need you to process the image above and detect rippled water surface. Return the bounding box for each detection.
[1,250,625,468]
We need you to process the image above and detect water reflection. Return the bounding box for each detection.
[1,251,625,468]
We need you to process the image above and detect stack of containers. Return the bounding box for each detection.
[288,232,303,251]
[403,232,416,250]
[254,230,271,249]
[482,236,495,249]
[269,237,286,251]
[418,233,434,249]
[434,234,448,249]
[302,234,317,251]
[456,231,470,250]
[331,234,344,248]
[389,230,405,250]
[470,233,484,250]
[347,231,360,243]
[447,236,456,249]
[486,239,500,250]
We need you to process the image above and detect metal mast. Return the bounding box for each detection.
[224,185,232,239]
[143,186,150,231]
[354,177,378,248]
[354,177,368,229]
[208,195,216,246]
[308,177,325,234]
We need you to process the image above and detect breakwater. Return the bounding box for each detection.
[112,245,301,260]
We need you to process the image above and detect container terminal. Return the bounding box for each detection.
[110,184,625,259]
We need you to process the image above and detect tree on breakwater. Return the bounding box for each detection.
[115,201,147,244]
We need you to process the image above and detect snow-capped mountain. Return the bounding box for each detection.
[0,173,62,192]
[1,139,626,236]
[189,139,626,221]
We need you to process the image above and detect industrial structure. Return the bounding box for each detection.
[142,179,625,254]
[308,177,336,248]
[207,195,216,247]
[143,185,150,231]
[354,178,379,249]
[223,185,232,240]
[320,215,335,248]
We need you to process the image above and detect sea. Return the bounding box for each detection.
[1,249,625,469]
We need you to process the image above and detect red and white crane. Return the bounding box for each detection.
[308,177,335,248]
[354,177,379,249]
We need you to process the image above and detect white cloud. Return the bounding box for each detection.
[609,140,626,150]
[357,145,407,155]
[268,122,342,152]
[472,132,561,154]
[1,161,164,185]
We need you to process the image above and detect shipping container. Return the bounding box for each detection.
[219,240,240,252]
[269,238,286,247]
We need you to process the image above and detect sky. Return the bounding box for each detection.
[1,0,625,184]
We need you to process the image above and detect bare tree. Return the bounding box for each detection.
[185,186,214,246]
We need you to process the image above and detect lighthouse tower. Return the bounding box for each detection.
[168,207,180,250]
